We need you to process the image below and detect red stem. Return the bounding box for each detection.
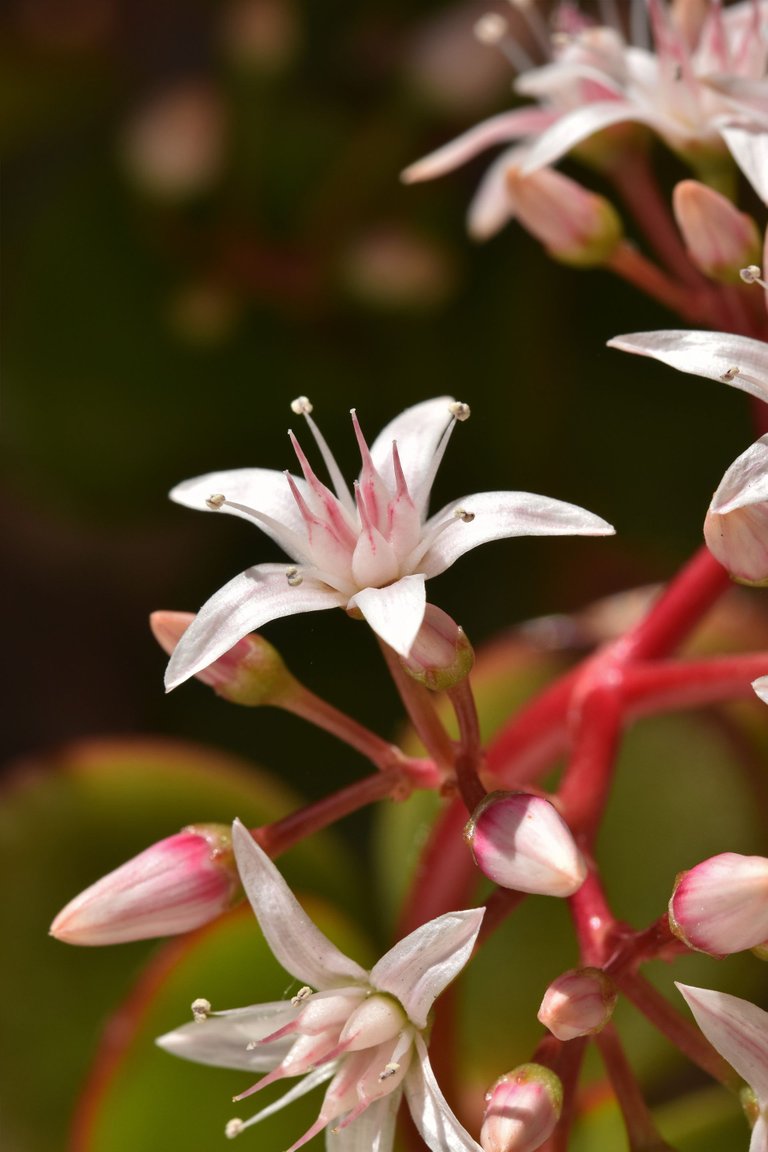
[595,1025,675,1151]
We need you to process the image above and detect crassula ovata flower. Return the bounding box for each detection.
[165,397,613,690]
[158,819,487,1150]
[669,852,768,956]
[537,967,617,1041]
[464,791,587,897]
[50,824,238,945]
[480,1064,562,1152]
[677,984,768,1151]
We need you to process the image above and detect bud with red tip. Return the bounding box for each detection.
[669,852,768,956]
[505,166,623,267]
[464,792,587,897]
[50,824,239,945]
[537,967,617,1041]
[400,603,474,691]
[481,1064,563,1152]
[673,180,761,282]
[151,611,296,705]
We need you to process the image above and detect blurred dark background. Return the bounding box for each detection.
[3,0,754,791]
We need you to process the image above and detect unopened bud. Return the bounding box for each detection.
[50,824,239,945]
[669,852,768,956]
[704,435,768,586]
[673,180,761,282]
[506,166,623,267]
[537,967,617,1040]
[151,611,296,705]
[481,1064,563,1152]
[400,604,474,690]
[464,792,587,897]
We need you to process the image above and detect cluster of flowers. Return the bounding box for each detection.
[52,1,768,1150]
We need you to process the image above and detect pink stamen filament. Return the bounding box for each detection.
[288,431,357,549]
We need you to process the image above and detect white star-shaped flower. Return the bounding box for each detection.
[158,819,486,1151]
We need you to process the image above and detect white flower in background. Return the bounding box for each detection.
[677,984,768,1151]
[402,0,768,237]
[165,396,613,689]
[607,329,768,582]
[158,820,486,1151]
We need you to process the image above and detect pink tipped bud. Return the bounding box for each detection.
[537,967,617,1040]
[669,852,768,956]
[481,1064,563,1152]
[50,824,239,945]
[400,603,475,691]
[673,180,761,282]
[464,792,587,897]
[704,436,768,586]
[151,611,296,705]
[507,167,623,267]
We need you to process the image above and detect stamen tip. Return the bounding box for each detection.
[191,997,212,1022]
[290,396,313,415]
[720,366,741,381]
[286,565,303,587]
[449,400,471,421]
[206,493,226,510]
[225,1118,244,1139]
[740,264,766,286]
[474,12,508,43]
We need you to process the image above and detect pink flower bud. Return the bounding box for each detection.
[50,824,239,945]
[506,166,623,267]
[151,611,295,705]
[481,1064,563,1152]
[400,603,475,690]
[704,436,768,586]
[673,180,761,282]
[537,967,617,1040]
[464,792,587,897]
[669,852,768,956]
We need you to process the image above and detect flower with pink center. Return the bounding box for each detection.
[158,819,487,1151]
[677,984,768,1151]
[402,0,768,239]
[164,397,613,690]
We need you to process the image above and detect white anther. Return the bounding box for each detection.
[191,997,212,1022]
[449,401,471,421]
[474,13,508,43]
[291,396,313,415]
[379,1061,400,1081]
[291,985,313,1005]
[286,566,303,587]
[206,493,226,509]
[225,1118,244,1139]
[740,265,767,287]
[720,366,741,381]
[454,507,475,523]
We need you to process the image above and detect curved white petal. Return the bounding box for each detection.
[607,330,768,403]
[753,675,768,704]
[370,909,483,1029]
[401,108,554,184]
[369,398,455,502]
[418,492,614,579]
[404,1036,483,1152]
[171,467,308,538]
[722,124,768,205]
[232,821,369,991]
[676,984,768,1103]
[711,436,768,514]
[156,1002,298,1071]
[165,565,345,691]
[520,100,659,173]
[327,1093,400,1152]
[750,1114,768,1152]
[467,147,525,241]
[350,575,427,657]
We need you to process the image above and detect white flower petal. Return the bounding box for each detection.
[722,124,768,205]
[676,984,768,1104]
[750,1114,768,1152]
[753,675,768,704]
[370,909,483,1029]
[350,575,427,657]
[171,467,308,539]
[710,436,768,514]
[467,147,524,241]
[419,491,614,579]
[368,398,455,504]
[520,100,658,174]
[164,565,345,691]
[232,821,369,991]
[156,1002,298,1071]
[401,108,554,184]
[327,1093,400,1152]
[607,330,768,403]
[404,1035,483,1152]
